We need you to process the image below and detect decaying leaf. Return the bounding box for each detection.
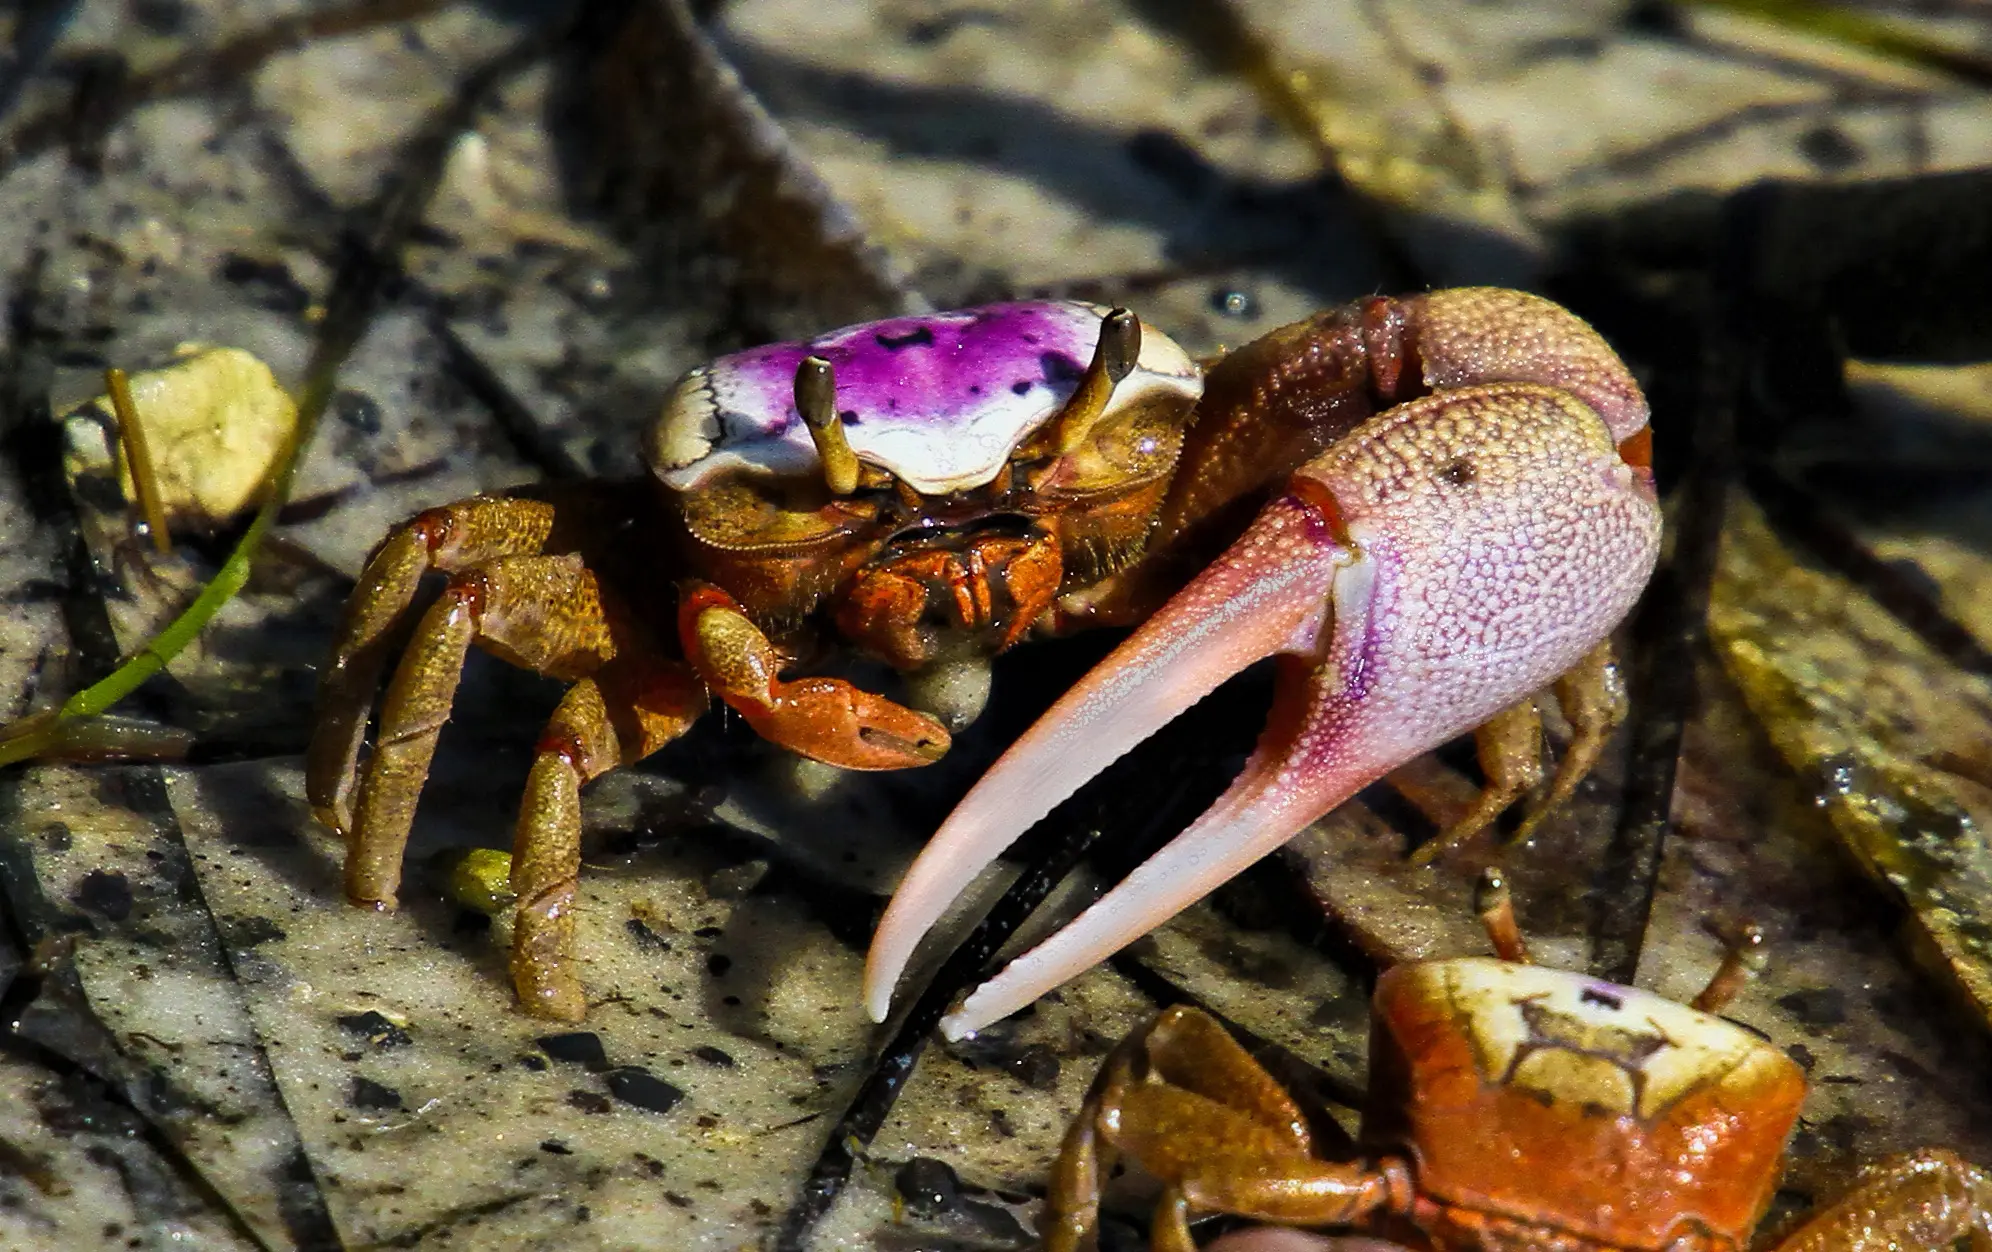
[1711,496,1992,1031]
[63,346,298,532]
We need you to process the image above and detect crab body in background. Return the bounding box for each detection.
[1047,877,1992,1252]
[309,288,1656,1022]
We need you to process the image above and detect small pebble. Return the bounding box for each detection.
[1008,1044,1061,1090]
[1209,287,1259,319]
[895,1157,961,1215]
[72,869,133,922]
[335,1011,412,1050]
[331,389,382,435]
[348,1077,403,1111]
[1776,988,1848,1027]
[567,1089,612,1115]
[605,1067,686,1115]
[706,858,771,899]
[535,1031,609,1070]
[625,918,672,951]
[227,916,286,947]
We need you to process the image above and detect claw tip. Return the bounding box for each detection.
[938,1012,975,1042]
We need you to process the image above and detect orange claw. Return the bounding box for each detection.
[678,583,950,769]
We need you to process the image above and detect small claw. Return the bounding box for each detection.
[771,676,952,770]
[682,584,950,770]
[865,381,1662,1036]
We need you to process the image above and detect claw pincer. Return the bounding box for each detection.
[866,307,1662,1037]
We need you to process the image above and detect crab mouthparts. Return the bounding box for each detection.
[863,488,1373,1037]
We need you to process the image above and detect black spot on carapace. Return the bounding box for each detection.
[876,326,935,351]
[968,384,982,395]
[839,409,860,425]
[1441,457,1476,487]
[1580,987,1624,1011]
[1011,380,1032,395]
[1040,352,1083,385]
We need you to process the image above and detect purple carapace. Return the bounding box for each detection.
[650,301,1201,494]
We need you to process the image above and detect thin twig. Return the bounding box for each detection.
[105,367,172,555]
[1588,314,1736,985]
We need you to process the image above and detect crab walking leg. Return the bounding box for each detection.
[344,552,618,912]
[308,496,557,833]
[511,649,706,1020]
[1106,1072,1399,1227]
[1408,636,1629,864]
[1049,1005,1376,1252]
[867,382,1661,1035]
[1768,1148,1992,1252]
[1137,1006,1313,1149]
[1520,637,1629,837]
[1045,1010,1149,1252]
[1407,699,1546,866]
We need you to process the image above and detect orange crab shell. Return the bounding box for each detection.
[1361,958,1806,1250]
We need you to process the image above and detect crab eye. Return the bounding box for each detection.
[1039,394,1189,496]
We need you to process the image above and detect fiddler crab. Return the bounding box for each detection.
[309,288,1658,1022]
[1045,870,1992,1252]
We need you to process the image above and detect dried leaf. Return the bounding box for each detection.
[1711,497,1992,1030]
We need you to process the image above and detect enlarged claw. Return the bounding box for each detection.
[865,380,1661,1037]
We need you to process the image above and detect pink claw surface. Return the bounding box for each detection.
[864,376,1661,1039]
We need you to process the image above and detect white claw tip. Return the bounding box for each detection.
[863,987,892,1024]
[939,1013,976,1042]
